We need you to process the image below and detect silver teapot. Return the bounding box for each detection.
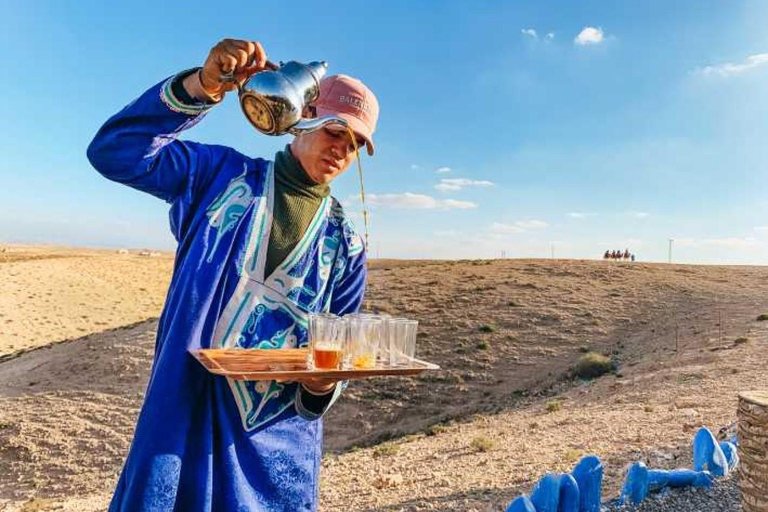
[223,60,348,136]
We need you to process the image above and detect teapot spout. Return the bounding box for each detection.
[288,115,348,136]
[304,61,329,82]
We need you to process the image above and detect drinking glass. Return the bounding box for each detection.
[308,314,346,370]
[388,318,418,367]
[347,316,382,369]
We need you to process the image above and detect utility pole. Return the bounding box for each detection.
[668,239,674,264]
[550,243,555,259]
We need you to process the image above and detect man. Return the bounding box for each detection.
[87,39,378,512]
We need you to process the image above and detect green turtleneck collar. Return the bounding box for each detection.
[274,145,330,199]
[265,145,331,278]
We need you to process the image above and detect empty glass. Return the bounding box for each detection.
[308,314,346,370]
[346,316,382,369]
[388,318,418,367]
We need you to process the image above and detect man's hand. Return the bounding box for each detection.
[300,378,342,395]
[183,39,275,103]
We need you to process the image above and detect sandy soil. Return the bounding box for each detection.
[0,247,766,511]
[0,245,172,357]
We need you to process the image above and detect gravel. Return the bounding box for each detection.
[604,477,742,512]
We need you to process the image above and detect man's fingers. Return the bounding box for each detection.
[221,40,267,68]
[242,41,270,75]
[253,41,267,69]
[201,39,271,96]
[217,53,239,75]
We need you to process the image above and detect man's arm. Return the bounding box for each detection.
[86,39,271,203]
[86,70,217,203]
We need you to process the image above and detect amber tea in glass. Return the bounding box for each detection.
[308,314,346,370]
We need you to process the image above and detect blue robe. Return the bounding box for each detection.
[87,73,367,512]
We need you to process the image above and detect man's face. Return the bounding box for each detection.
[291,125,367,185]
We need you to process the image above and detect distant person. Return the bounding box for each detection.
[603,250,610,260]
[87,38,378,511]
[623,249,630,261]
[631,253,636,262]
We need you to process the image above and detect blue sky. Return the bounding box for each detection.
[2,0,768,263]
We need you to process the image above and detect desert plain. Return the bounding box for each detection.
[0,245,766,511]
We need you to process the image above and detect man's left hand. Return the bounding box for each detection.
[300,378,342,394]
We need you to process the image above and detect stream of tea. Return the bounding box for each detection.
[346,125,371,312]
[345,126,369,250]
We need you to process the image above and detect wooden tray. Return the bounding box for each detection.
[191,348,440,381]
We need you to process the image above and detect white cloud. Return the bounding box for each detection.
[521,28,538,39]
[574,26,604,46]
[754,226,768,232]
[489,220,548,234]
[629,211,650,219]
[677,237,760,248]
[567,212,596,219]
[489,222,525,234]
[410,164,420,170]
[441,199,478,209]
[435,178,494,192]
[600,238,642,248]
[365,192,477,210]
[436,166,451,174]
[546,32,555,40]
[434,229,459,237]
[700,53,768,77]
[515,219,549,229]
[707,237,760,248]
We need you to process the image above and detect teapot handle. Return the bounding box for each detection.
[219,59,279,89]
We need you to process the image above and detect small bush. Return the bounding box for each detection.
[578,346,590,353]
[546,400,562,413]
[478,324,495,333]
[734,337,749,345]
[373,443,400,458]
[470,436,496,452]
[573,352,614,379]
[20,499,56,512]
[563,449,583,462]
[757,314,768,321]
[644,404,655,413]
[425,424,450,436]
[476,341,489,350]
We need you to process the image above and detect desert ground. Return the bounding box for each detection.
[0,245,765,511]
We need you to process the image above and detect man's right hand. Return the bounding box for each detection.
[184,39,275,103]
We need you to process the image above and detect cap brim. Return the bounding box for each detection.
[315,108,375,156]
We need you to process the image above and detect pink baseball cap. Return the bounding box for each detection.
[312,74,379,156]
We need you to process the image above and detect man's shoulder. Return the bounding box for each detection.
[328,198,365,257]
[192,148,271,201]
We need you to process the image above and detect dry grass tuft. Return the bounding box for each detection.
[573,352,614,379]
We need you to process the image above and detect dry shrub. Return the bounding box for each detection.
[573,352,614,379]
[470,436,496,452]
[373,443,400,458]
[546,400,562,413]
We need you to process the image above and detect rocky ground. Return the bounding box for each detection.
[1,247,765,511]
